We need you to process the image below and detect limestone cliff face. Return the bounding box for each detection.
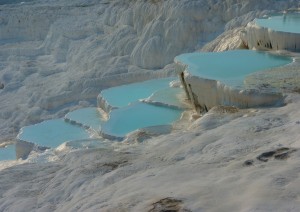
[176,66,284,113]
[241,20,300,52]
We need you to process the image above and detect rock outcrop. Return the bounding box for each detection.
[241,13,300,52]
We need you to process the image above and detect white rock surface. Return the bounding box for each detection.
[178,72,284,113]
[1,94,300,211]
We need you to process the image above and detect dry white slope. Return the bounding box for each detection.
[1,0,300,211]
[1,94,300,211]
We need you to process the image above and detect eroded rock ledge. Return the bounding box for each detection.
[175,50,292,113]
[177,71,284,113]
[241,12,300,52]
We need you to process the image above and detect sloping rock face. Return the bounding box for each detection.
[175,50,293,113]
[241,14,300,52]
[176,68,284,113]
[0,0,299,141]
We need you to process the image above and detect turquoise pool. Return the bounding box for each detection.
[145,87,188,109]
[101,102,182,138]
[18,119,90,148]
[175,50,292,85]
[100,77,176,108]
[65,107,103,131]
[255,13,300,33]
[0,144,16,161]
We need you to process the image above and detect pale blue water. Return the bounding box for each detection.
[18,119,90,148]
[146,87,187,109]
[255,13,300,33]
[0,144,16,161]
[100,77,176,108]
[65,107,103,131]
[175,50,292,85]
[101,102,182,137]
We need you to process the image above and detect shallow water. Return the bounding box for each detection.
[0,145,16,161]
[65,107,103,131]
[18,119,90,148]
[175,50,292,86]
[101,102,182,137]
[100,77,176,108]
[145,87,188,109]
[255,13,300,33]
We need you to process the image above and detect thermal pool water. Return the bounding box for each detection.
[255,13,300,34]
[0,144,16,161]
[17,119,90,148]
[175,50,292,86]
[99,77,176,108]
[101,102,183,138]
[64,107,104,131]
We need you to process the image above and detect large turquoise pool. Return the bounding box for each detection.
[175,50,292,85]
[18,119,90,148]
[0,144,16,161]
[100,77,176,108]
[101,102,182,138]
[255,13,300,33]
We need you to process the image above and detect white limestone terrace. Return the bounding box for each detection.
[244,56,300,92]
[0,0,298,144]
[175,50,293,112]
[14,77,185,156]
[15,118,101,159]
[14,106,105,160]
[2,1,300,211]
[241,12,300,52]
[97,77,186,140]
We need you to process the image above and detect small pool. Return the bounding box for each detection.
[144,87,188,109]
[17,119,90,148]
[0,144,16,161]
[65,107,104,131]
[255,13,300,33]
[175,50,292,85]
[101,102,182,138]
[99,77,176,108]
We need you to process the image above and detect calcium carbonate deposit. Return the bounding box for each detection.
[175,50,293,112]
[1,0,300,211]
[241,12,300,51]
